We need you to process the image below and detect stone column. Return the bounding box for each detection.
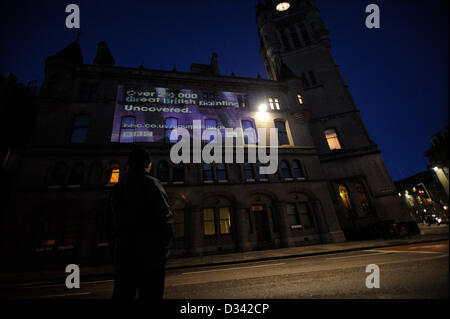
[188,206,202,256]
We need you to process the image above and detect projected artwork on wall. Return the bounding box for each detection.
[111,85,251,143]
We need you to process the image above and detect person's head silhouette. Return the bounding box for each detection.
[127,147,152,173]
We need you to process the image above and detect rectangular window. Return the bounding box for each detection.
[237,95,248,108]
[275,120,290,146]
[71,115,90,143]
[219,207,231,234]
[268,97,280,110]
[241,120,257,144]
[216,163,228,181]
[165,118,179,144]
[286,203,300,226]
[109,169,120,184]
[203,208,216,236]
[119,116,135,143]
[324,129,342,150]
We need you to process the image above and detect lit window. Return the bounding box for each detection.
[324,129,341,150]
[339,185,353,212]
[119,116,135,143]
[355,182,371,215]
[275,120,290,145]
[203,208,216,236]
[108,164,120,184]
[71,115,89,143]
[268,97,280,110]
[219,207,231,234]
[297,93,303,105]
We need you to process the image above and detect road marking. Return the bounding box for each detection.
[182,262,286,275]
[17,279,114,290]
[35,292,92,298]
[327,252,390,260]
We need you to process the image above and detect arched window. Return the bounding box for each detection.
[355,182,371,215]
[281,160,292,179]
[157,161,170,182]
[71,115,90,143]
[244,163,255,181]
[202,207,232,236]
[216,163,228,181]
[107,162,120,184]
[292,160,304,179]
[339,185,353,212]
[324,129,341,150]
[173,162,184,183]
[119,116,136,143]
[275,120,289,146]
[165,117,178,144]
[49,162,68,187]
[202,163,213,181]
[68,162,85,186]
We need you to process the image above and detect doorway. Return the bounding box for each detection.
[251,205,270,244]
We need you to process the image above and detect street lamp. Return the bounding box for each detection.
[433,166,439,172]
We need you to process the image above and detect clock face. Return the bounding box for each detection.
[276,2,290,12]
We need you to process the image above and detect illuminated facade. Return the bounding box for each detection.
[1,0,414,271]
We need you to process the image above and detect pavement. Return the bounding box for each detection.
[0,224,447,286]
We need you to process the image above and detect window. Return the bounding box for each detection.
[297,93,303,105]
[219,207,232,234]
[241,120,257,144]
[157,161,170,182]
[173,163,184,183]
[286,203,300,226]
[119,116,135,143]
[68,162,85,186]
[108,163,120,184]
[289,26,302,48]
[244,163,255,180]
[268,97,280,110]
[203,208,216,236]
[237,95,248,108]
[339,185,352,212]
[49,162,67,187]
[298,202,314,228]
[217,163,228,181]
[165,117,179,144]
[355,182,371,214]
[324,129,341,150]
[256,162,267,180]
[203,91,215,102]
[63,217,81,244]
[292,160,304,179]
[275,120,290,146]
[202,163,213,181]
[71,115,89,143]
[281,160,292,179]
[204,119,218,143]
[173,210,185,239]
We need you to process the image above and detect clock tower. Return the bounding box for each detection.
[257,0,413,235]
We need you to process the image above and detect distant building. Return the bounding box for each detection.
[425,126,449,197]
[1,0,413,272]
[395,171,449,224]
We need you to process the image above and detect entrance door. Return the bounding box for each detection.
[252,205,270,243]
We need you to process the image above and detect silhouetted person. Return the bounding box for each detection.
[110,147,173,299]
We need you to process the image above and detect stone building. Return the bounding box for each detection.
[1,0,413,272]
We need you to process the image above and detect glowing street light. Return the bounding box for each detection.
[433,166,439,172]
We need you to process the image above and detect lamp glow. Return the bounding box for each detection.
[276,2,290,11]
[258,103,268,112]
[433,166,439,172]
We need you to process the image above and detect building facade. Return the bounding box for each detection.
[1,0,413,272]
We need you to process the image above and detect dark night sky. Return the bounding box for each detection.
[1,0,448,181]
